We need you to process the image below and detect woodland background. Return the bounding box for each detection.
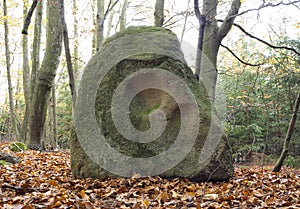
[0,0,299,167]
[0,0,300,208]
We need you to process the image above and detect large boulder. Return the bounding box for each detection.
[71,26,233,181]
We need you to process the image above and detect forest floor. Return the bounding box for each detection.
[0,142,300,209]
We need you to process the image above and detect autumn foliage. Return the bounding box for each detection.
[0,142,299,208]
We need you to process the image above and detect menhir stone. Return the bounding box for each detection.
[71,26,233,181]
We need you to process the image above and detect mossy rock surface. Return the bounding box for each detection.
[0,152,20,164]
[71,26,233,181]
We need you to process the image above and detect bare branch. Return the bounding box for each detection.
[221,44,265,67]
[218,0,241,41]
[232,22,300,56]
[104,0,120,19]
[163,10,193,27]
[194,0,201,20]
[73,57,87,65]
[163,17,185,28]
[229,0,300,19]
[180,0,191,44]
[22,0,39,35]
[1,182,44,193]
[95,0,120,34]
[292,2,300,9]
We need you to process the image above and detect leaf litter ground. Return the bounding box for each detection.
[0,142,299,209]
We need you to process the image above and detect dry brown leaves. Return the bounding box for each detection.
[0,142,299,209]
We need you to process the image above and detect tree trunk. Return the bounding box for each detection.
[106,9,115,37]
[92,0,97,54]
[51,85,58,148]
[96,0,104,51]
[43,101,52,148]
[194,0,205,80]
[73,0,79,81]
[196,0,241,101]
[119,0,127,30]
[154,0,164,27]
[272,87,300,172]
[28,0,63,149]
[22,0,43,143]
[21,0,31,141]
[3,0,19,140]
[30,0,43,98]
[43,85,57,149]
[15,74,22,116]
[62,9,76,104]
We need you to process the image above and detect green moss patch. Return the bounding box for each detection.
[0,160,12,166]
[10,142,27,152]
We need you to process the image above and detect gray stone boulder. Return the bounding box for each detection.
[0,152,20,164]
[71,26,233,181]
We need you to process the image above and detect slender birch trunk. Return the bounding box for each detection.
[73,0,79,80]
[3,0,19,140]
[273,87,300,172]
[96,0,105,51]
[119,0,127,30]
[21,0,31,141]
[106,10,115,37]
[51,85,58,148]
[180,0,191,44]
